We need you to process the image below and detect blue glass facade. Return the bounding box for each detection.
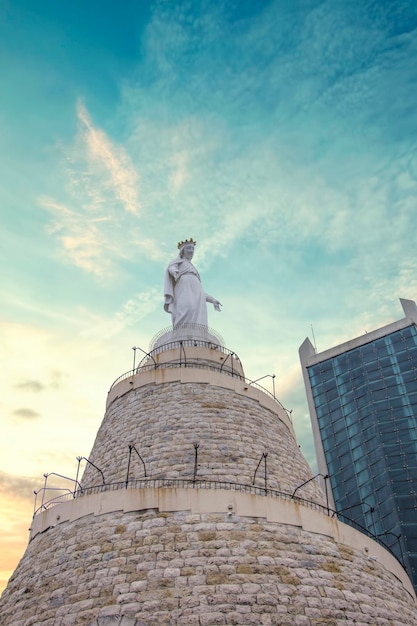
[307,325,417,589]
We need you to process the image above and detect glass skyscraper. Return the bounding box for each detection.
[299,299,417,591]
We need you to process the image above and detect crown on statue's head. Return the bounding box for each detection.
[177,238,197,249]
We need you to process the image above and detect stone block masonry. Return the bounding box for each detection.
[1,507,416,625]
[82,377,324,505]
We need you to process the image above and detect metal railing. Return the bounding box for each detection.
[150,325,225,350]
[110,339,240,386]
[109,350,288,417]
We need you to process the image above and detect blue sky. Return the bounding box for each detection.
[1,0,417,591]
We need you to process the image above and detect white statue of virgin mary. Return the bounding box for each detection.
[164,238,221,329]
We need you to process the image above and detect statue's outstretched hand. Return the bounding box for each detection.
[206,294,222,311]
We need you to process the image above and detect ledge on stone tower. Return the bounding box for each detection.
[107,325,291,425]
[130,323,245,379]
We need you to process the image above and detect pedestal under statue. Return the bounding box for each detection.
[164,238,221,328]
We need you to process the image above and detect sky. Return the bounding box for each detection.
[1,0,417,594]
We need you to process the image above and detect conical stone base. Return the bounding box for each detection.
[1,341,416,625]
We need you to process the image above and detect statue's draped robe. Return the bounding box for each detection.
[164,256,213,327]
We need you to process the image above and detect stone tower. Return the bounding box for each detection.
[1,327,417,625]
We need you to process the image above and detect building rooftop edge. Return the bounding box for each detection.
[299,298,417,367]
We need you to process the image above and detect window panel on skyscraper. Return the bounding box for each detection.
[405,390,417,404]
[356,395,372,410]
[390,468,411,483]
[374,399,392,413]
[367,377,384,393]
[319,363,333,378]
[352,368,367,383]
[347,423,361,439]
[403,368,417,380]
[371,388,389,402]
[338,447,352,464]
[312,380,324,395]
[404,535,417,552]
[336,371,353,386]
[383,444,404,459]
[356,470,372,487]
[329,407,343,421]
[352,456,368,472]
[395,481,414,496]
[362,366,374,378]
[378,356,393,370]
[343,414,357,428]
[341,466,356,482]
[349,435,367,451]
[325,387,340,402]
[405,430,417,443]
[390,396,410,410]
[395,421,414,436]
[313,391,327,406]
[358,406,374,420]
[396,357,412,371]
[404,385,417,400]
[331,417,344,433]
[378,498,398,530]
[389,456,407,471]
[390,331,404,343]
[401,507,417,523]
[358,486,374,504]
[341,391,354,407]
[388,372,403,386]
[365,374,381,388]
[316,405,328,419]
[308,372,320,387]
[326,398,340,413]
[327,459,341,475]
[365,447,382,463]
[344,484,359,499]
[320,423,332,438]
[379,423,395,437]
[369,460,385,477]
[347,352,362,366]
[355,383,369,397]
[374,467,390,484]
[322,438,333,453]
[322,378,335,390]
[351,446,366,462]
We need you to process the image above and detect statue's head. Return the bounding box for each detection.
[178,238,196,260]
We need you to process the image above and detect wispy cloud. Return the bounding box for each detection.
[41,197,113,276]
[76,100,140,215]
[39,102,162,277]
[14,380,44,393]
[169,150,189,193]
[81,287,161,339]
[12,408,40,420]
[0,471,37,499]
